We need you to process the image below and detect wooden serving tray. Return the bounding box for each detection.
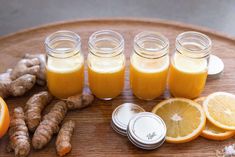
[0,18,235,157]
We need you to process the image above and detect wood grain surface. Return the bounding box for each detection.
[0,18,235,157]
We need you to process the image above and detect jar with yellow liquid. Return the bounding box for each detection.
[130,31,169,100]
[87,30,125,100]
[168,31,212,99]
[45,30,84,99]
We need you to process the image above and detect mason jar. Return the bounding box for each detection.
[87,30,125,100]
[168,31,212,99]
[45,30,84,99]
[130,31,169,100]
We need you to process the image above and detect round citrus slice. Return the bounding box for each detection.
[195,97,235,140]
[152,98,206,143]
[0,97,10,138]
[203,92,235,131]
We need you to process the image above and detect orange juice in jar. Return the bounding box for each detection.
[45,30,84,99]
[168,31,211,99]
[87,30,125,100]
[130,31,169,100]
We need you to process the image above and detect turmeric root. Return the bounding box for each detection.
[64,93,94,110]
[0,69,36,98]
[56,120,75,157]
[32,101,68,149]
[25,91,53,132]
[24,54,46,86]
[32,93,94,149]
[7,107,30,157]
[10,58,40,80]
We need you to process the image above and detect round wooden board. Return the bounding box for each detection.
[0,18,235,157]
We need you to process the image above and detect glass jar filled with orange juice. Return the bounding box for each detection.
[45,30,84,99]
[130,31,169,100]
[168,31,211,99]
[87,30,125,100]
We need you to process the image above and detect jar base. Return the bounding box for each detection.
[133,94,158,101]
[98,97,113,101]
[170,92,200,100]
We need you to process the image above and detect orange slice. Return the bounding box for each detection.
[152,98,206,143]
[203,92,235,131]
[195,97,235,140]
[0,97,10,138]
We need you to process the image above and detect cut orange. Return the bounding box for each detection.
[0,97,10,138]
[195,97,235,140]
[203,92,235,131]
[152,98,206,143]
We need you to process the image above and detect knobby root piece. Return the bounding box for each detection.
[32,101,68,149]
[25,91,53,132]
[64,93,94,110]
[9,74,36,97]
[56,120,75,157]
[7,107,30,157]
[24,54,46,86]
[0,57,40,98]
[0,69,12,98]
[10,58,40,81]
[0,69,36,98]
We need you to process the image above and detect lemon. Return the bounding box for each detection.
[195,97,235,140]
[203,92,235,131]
[152,98,206,143]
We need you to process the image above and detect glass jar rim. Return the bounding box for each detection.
[176,31,212,58]
[134,31,169,59]
[45,30,81,57]
[88,30,124,57]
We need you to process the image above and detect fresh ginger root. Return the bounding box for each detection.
[56,120,75,157]
[10,58,40,80]
[64,93,94,110]
[32,101,68,149]
[0,68,36,98]
[7,107,30,157]
[0,57,40,98]
[25,91,53,132]
[24,53,46,86]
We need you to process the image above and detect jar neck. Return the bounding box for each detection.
[133,31,169,59]
[45,30,81,58]
[88,30,124,58]
[175,31,211,59]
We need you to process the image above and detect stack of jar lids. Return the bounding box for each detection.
[111,103,145,136]
[111,103,166,150]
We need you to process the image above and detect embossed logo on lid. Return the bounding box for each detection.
[127,112,166,150]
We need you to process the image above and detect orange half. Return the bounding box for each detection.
[195,97,235,140]
[0,97,10,138]
[152,98,206,143]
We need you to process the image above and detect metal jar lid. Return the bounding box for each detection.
[208,54,224,79]
[111,103,145,136]
[127,112,166,150]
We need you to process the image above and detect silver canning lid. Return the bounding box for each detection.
[127,112,166,150]
[208,54,224,79]
[111,103,145,136]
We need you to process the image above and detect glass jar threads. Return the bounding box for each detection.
[130,31,169,100]
[87,30,125,100]
[45,30,84,99]
[168,31,212,99]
